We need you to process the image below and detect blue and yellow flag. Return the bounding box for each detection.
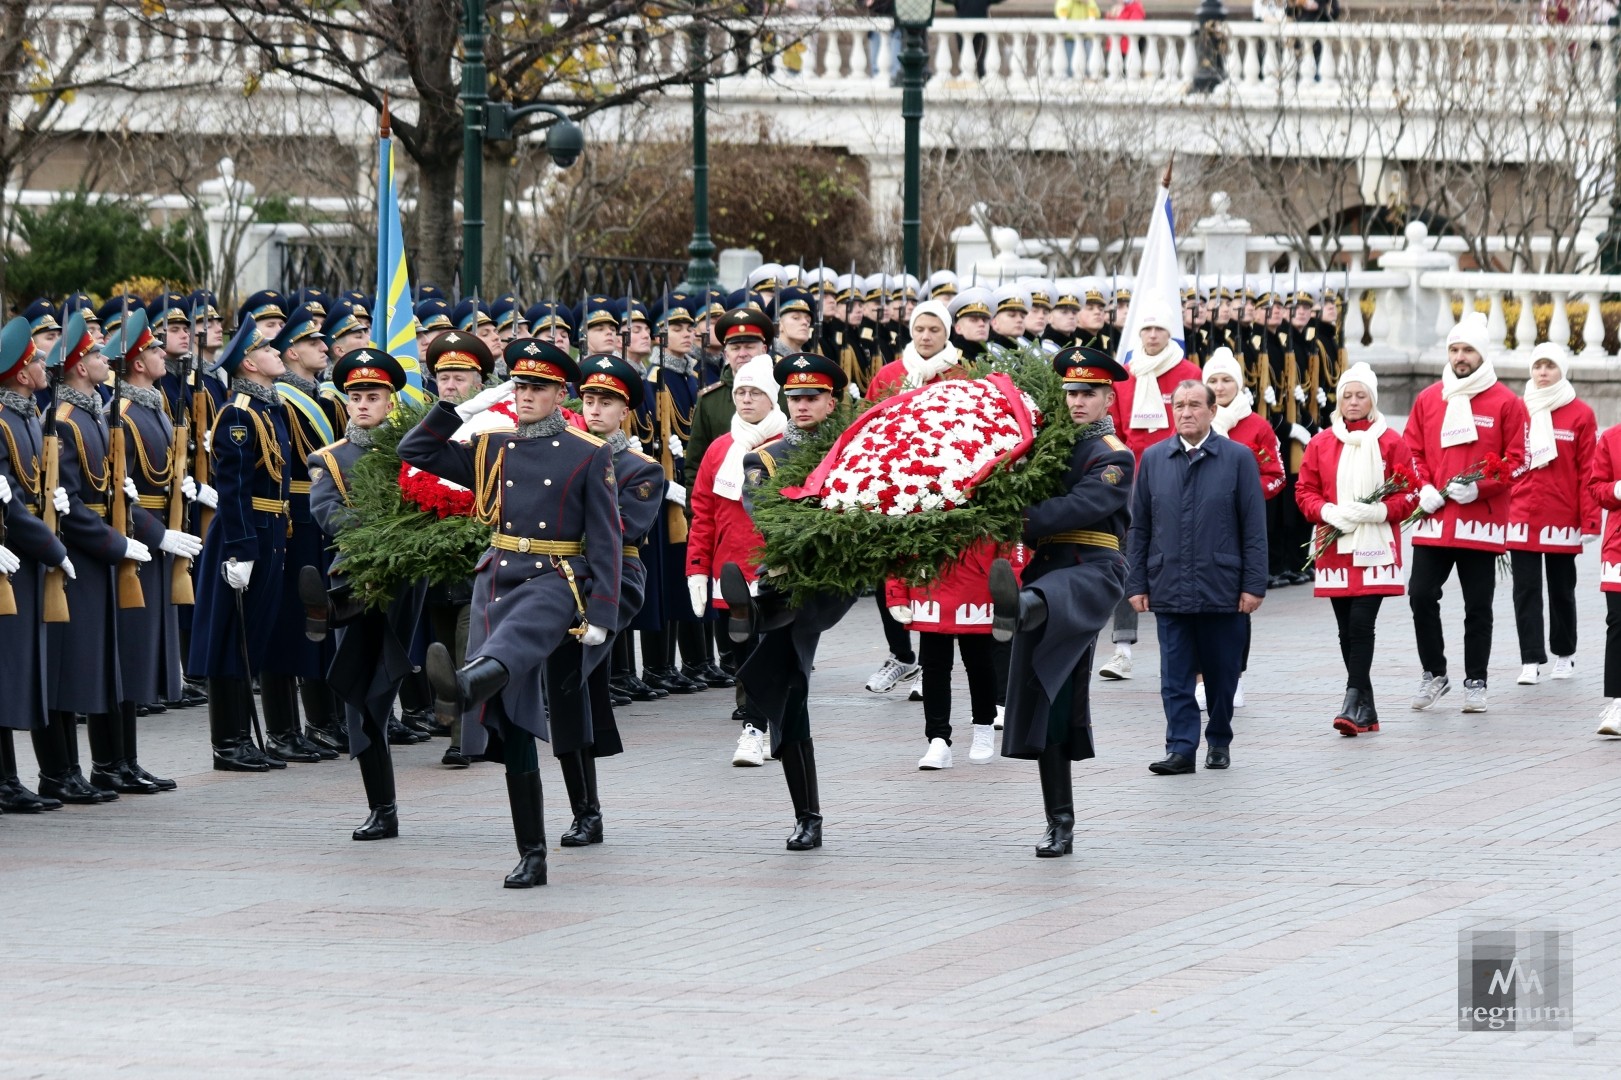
[373,123,429,405]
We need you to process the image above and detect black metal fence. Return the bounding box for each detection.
[276,237,685,306]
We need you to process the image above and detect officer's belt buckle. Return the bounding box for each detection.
[518,537,531,554]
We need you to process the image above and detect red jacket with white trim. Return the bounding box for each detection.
[1507,397,1599,552]
[1401,379,1528,553]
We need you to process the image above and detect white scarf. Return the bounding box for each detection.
[1522,377,1576,470]
[1438,357,1497,448]
[900,340,961,390]
[1211,388,1254,437]
[1127,340,1184,431]
[1331,411,1394,567]
[713,408,788,502]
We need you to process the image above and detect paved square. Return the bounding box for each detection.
[4,546,1620,1077]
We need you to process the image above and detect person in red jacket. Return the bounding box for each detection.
[1098,306,1203,681]
[1200,347,1286,709]
[887,541,1026,770]
[1295,363,1420,735]
[1588,422,1621,736]
[1508,342,1599,687]
[686,355,788,765]
[1404,313,1529,714]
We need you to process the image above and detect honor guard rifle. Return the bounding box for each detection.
[170,290,198,604]
[110,295,145,610]
[40,333,68,622]
[656,273,688,544]
[191,296,215,542]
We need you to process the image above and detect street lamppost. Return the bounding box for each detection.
[460,0,585,298]
[684,17,717,293]
[894,0,935,280]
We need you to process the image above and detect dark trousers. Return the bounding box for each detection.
[1157,612,1245,757]
[1267,476,1309,576]
[1330,595,1384,694]
[1510,550,1578,664]
[877,593,915,664]
[1407,546,1497,683]
[1605,594,1621,698]
[919,631,996,745]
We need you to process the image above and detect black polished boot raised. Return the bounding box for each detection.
[352,802,399,841]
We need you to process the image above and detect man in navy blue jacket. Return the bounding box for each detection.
[1125,379,1267,774]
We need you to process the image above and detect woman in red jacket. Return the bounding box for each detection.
[886,543,1025,769]
[1508,342,1599,687]
[1589,423,1621,736]
[1295,363,1420,735]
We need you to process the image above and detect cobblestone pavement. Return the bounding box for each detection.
[4,546,1620,1078]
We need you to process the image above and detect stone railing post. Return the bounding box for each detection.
[1192,191,1249,277]
[1372,221,1451,357]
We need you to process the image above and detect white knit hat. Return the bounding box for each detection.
[1136,305,1175,333]
[1337,361,1379,407]
[1201,347,1244,387]
[1529,340,1569,376]
[1446,312,1491,356]
[909,299,952,336]
[733,354,780,400]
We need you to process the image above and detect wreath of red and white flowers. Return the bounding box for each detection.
[782,373,1041,515]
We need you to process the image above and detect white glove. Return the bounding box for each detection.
[1316,387,1328,408]
[454,380,512,421]
[1418,484,1446,514]
[1293,385,1307,404]
[1341,500,1389,525]
[0,474,10,504]
[53,487,69,514]
[159,529,203,559]
[888,604,914,625]
[122,537,152,563]
[1264,385,1277,407]
[1583,533,1600,545]
[579,623,608,647]
[196,483,219,509]
[1446,480,1480,505]
[848,383,861,399]
[123,476,138,500]
[666,481,687,508]
[58,555,75,580]
[224,558,254,591]
[1613,481,1621,501]
[0,545,18,575]
[626,435,643,453]
[202,429,211,455]
[687,574,708,617]
[1320,503,1356,533]
[181,475,197,501]
[668,433,684,459]
[1290,423,1311,446]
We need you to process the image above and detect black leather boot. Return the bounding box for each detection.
[298,564,330,642]
[89,710,154,794]
[557,750,603,846]
[296,680,341,759]
[1332,687,1365,736]
[426,645,508,722]
[719,562,758,643]
[990,558,1047,643]
[122,700,176,790]
[1361,691,1379,731]
[210,678,269,772]
[37,713,112,803]
[503,769,548,888]
[352,739,399,841]
[261,674,322,762]
[0,731,61,811]
[780,739,823,851]
[1035,744,1074,858]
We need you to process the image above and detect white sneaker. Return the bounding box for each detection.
[968,725,996,763]
[1194,681,1207,711]
[1598,700,1621,737]
[1552,655,1575,680]
[1232,677,1245,708]
[993,704,1005,730]
[908,686,923,702]
[917,737,953,770]
[1099,649,1133,680]
[1517,663,1540,686]
[761,732,776,761]
[732,724,765,767]
[866,656,921,694]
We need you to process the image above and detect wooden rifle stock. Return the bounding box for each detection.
[0,509,15,616]
[109,418,145,610]
[41,423,68,623]
[191,385,214,538]
[168,437,194,605]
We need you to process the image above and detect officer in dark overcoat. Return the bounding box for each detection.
[188,317,293,773]
[403,339,621,889]
[0,316,69,812]
[990,347,1135,859]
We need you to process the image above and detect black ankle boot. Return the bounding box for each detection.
[352,802,399,841]
[1035,744,1074,858]
[1332,687,1365,736]
[557,751,603,847]
[209,679,268,772]
[503,770,548,887]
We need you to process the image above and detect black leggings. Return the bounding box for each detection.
[1330,595,1384,694]
[1605,594,1621,698]
[919,632,997,745]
